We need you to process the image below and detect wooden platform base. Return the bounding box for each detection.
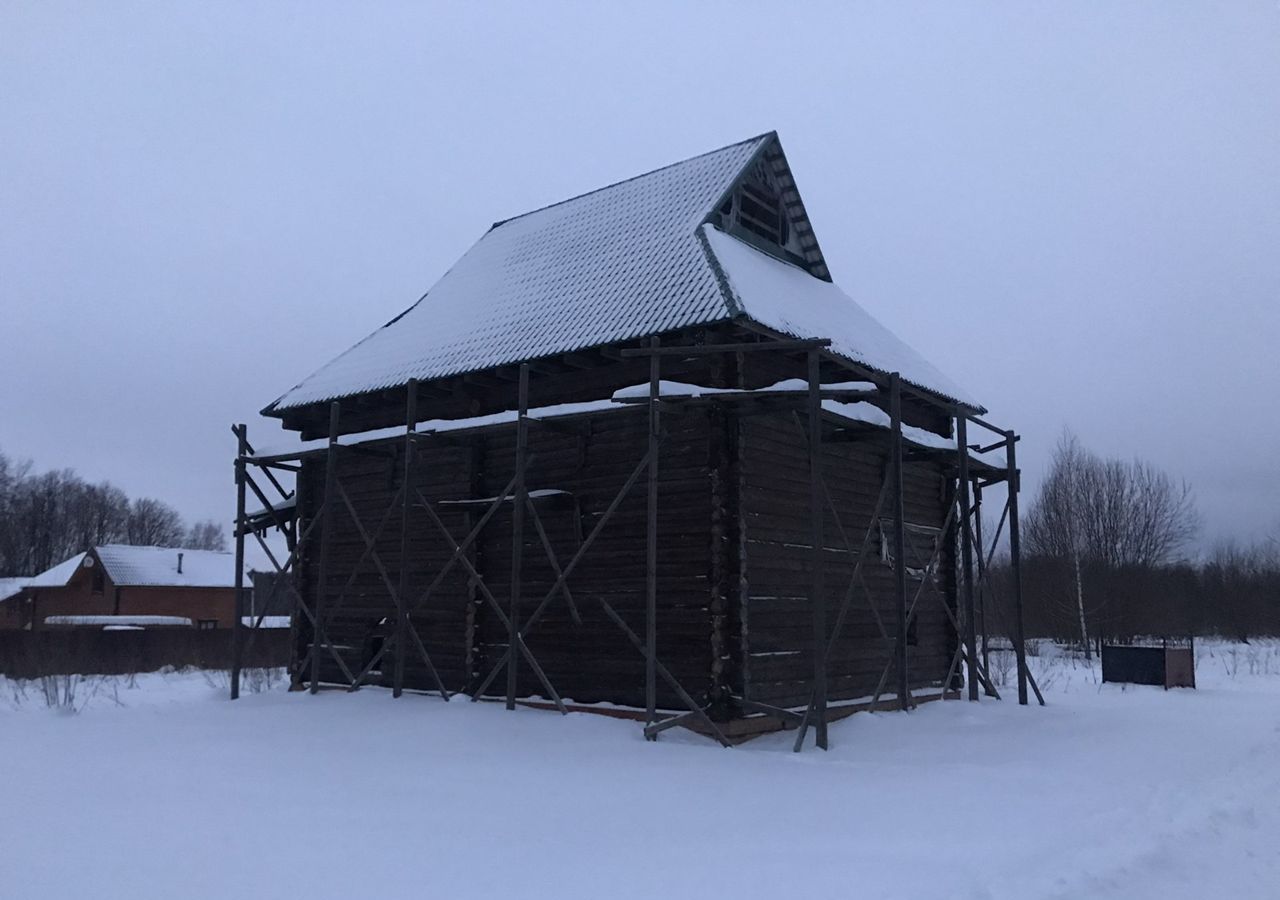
[512,689,961,744]
[300,684,964,745]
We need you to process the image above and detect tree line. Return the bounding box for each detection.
[986,431,1279,646]
[0,448,227,578]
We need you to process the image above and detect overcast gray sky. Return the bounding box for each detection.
[2,2,1277,551]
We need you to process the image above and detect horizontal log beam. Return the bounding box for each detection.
[620,339,831,358]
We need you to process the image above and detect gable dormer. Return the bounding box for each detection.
[709,135,831,281]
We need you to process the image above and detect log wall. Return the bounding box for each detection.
[297,406,719,710]
[295,401,959,718]
[733,410,958,709]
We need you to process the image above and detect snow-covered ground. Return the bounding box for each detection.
[2,640,1277,900]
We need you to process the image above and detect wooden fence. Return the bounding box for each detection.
[0,629,291,679]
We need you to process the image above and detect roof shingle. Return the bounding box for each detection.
[269,135,767,412]
[267,132,977,414]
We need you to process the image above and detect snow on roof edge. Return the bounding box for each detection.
[488,131,775,232]
[44,615,194,627]
[254,397,633,458]
[702,225,984,412]
[263,312,741,418]
[262,134,988,423]
[264,135,769,416]
[257,378,1001,469]
[23,552,87,589]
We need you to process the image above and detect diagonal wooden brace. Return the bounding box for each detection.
[599,601,730,748]
[470,444,657,700]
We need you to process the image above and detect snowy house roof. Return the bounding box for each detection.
[93,545,246,589]
[267,131,977,416]
[23,552,87,588]
[702,226,972,405]
[0,577,26,602]
[16,547,247,593]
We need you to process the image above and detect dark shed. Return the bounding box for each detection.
[233,132,1038,747]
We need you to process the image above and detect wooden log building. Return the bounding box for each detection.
[234,132,1037,747]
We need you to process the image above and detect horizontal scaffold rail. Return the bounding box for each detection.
[229,337,1035,746]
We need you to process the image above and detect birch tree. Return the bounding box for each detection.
[1024,430,1200,651]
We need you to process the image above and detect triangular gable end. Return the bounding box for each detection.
[703,133,831,282]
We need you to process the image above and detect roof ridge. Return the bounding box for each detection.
[97,544,231,554]
[489,131,776,231]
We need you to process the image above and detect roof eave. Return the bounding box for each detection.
[733,314,988,417]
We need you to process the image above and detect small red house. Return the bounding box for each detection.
[0,545,248,631]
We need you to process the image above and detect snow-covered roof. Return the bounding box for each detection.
[23,552,86,589]
[269,134,767,412]
[266,132,978,418]
[44,615,194,627]
[702,226,976,406]
[17,548,246,593]
[0,577,26,602]
[94,545,247,589]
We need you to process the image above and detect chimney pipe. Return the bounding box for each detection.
[177,552,184,575]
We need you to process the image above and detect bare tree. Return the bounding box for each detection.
[1025,429,1201,649]
[13,468,85,574]
[1077,457,1199,569]
[1265,520,1280,565]
[0,450,78,574]
[1025,432,1093,656]
[69,482,130,550]
[1,449,215,574]
[184,519,228,551]
[1210,540,1255,638]
[0,450,31,573]
[125,498,186,547]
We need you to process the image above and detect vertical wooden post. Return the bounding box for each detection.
[889,374,910,710]
[287,473,305,692]
[1006,430,1029,705]
[974,480,990,677]
[645,337,660,736]
[230,424,248,700]
[507,364,529,710]
[311,401,340,694]
[393,380,418,699]
[956,414,979,701]
[807,351,828,748]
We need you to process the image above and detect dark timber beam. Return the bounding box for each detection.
[311,401,340,693]
[965,413,1010,439]
[393,379,418,698]
[469,444,656,702]
[956,414,979,702]
[889,374,911,710]
[560,351,603,369]
[974,481,991,678]
[807,350,828,749]
[230,424,248,700]
[507,364,530,710]
[645,337,660,736]
[620,338,831,357]
[238,429,292,497]
[1006,430,1032,705]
